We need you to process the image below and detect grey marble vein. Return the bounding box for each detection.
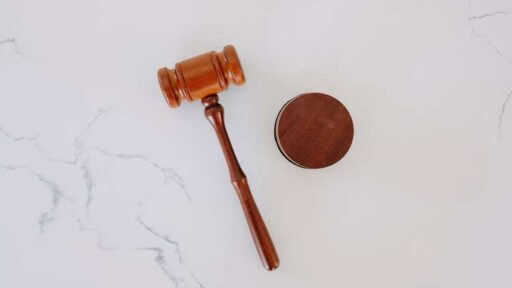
[74,109,107,153]
[137,217,183,263]
[468,10,512,21]
[91,147,190,201]
[191,273,205,288]
[1,110,188,204]
[0,164,68,234]
[0,126,37,142]
[138,247,183,287]
[467,0,512,67]
[467,0,512,141]
[498,91,512,141]
[79,157,94,210]
[0,37,22,55]
[73,216,117,251]
[0,125,75,165]
[137,217,204,288]
[0,126,55,162]
[33,171,66,208]
[51,108,108,165]
[28,170,68,234]
[138,215,185,287]
[0,110,197,285]
[0,111,106,233]
[0,110,106,234]
[38,212,56,234]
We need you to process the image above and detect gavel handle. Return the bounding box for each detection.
[202,94,279,271]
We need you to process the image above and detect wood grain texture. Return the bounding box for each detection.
[275,93,354,169]
[203,95,279,271]
[158,45,244,108]
[158,46,279,271]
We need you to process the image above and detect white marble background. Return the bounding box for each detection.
[1,0,511,287]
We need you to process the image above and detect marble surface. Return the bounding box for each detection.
[1,0,512,287]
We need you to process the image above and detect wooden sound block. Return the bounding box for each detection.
[275,93,354,169]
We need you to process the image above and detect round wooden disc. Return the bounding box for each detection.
[274,93,354,169]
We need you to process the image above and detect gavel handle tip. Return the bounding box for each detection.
[233,178,280,271]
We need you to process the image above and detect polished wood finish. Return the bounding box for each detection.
[158,45,245,108]
[275,93,354,169]
[203,95,279,271]
[158,45,279,271]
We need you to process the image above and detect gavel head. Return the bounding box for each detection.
[158,45,245,108]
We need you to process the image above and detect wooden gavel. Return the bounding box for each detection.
[158,45,279,270]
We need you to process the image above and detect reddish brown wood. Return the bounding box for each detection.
[158,45,279,271]
[275,93,354,169]
[203,95,279,271]
[158,45,244,107]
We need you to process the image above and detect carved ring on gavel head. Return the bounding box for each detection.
[157,45,280,271]
[158,45,245,107]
